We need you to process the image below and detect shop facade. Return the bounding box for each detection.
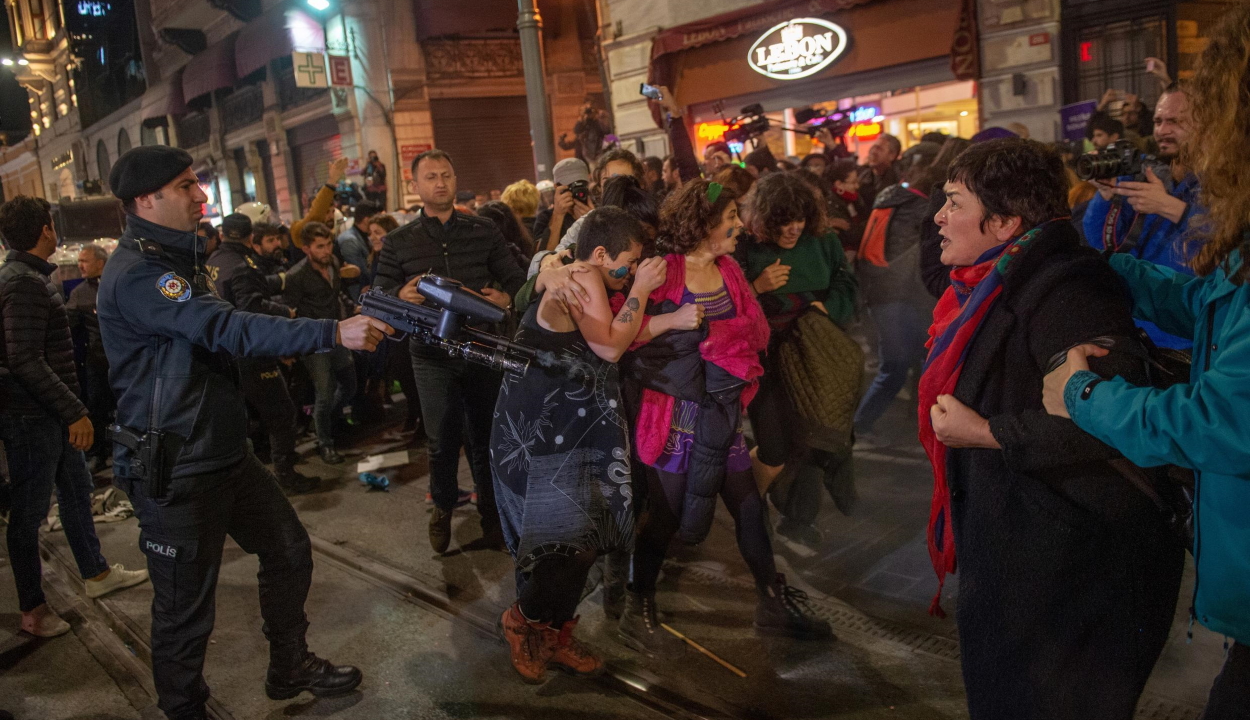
[603,0,979,162]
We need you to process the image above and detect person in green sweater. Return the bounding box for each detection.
[745,172,859,547]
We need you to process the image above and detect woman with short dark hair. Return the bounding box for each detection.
[492,207,669,684]
[922,138,1183,719]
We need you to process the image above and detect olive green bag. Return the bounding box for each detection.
[775,308,864,454]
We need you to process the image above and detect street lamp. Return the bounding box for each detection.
[1,59,13,66]
[306,0,330,10]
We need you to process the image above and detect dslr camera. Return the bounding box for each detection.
[566,179,590,205]
[1076,141,1157,181]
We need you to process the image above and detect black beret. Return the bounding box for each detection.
[109,146,195,202]
[221,213,252,240]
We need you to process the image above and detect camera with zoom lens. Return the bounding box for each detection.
[566,179,590,205]
[723,104,770,145]
[1076,141,1157,181]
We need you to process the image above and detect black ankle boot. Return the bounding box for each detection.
[754,574,835,641]
[276,466,320,495]
[265,650,363,700]
[616,589,685,659]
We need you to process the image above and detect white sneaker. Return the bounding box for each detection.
[21,604,71,638]
[84,563,149,599]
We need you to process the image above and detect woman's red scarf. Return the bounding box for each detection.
[630,253,770,465]
[919,223,1050,618]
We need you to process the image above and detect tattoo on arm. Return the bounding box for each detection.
[615,297,640,324]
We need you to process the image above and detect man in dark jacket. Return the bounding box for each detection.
[206,214,314,492]
[285,222,361,464]
[373,148,526,554]
[0,196,148,639]
[97,146,392,720]
[66,243,114,470]
[856,134,901,213]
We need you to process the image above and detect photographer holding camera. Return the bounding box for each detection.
[533,158,595,253]
[1082,82,1201,350]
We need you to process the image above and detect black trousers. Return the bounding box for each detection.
[83,358,115,461]
[1202,642,1250,720]
[631,465,776,594]
[516,550,597,628]
[125,453,313,720]
[410,348,499,526]
[238,360,298,474]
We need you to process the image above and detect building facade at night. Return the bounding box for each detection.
[3,0,606,219]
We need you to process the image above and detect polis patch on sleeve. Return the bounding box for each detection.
[157,272,192,302]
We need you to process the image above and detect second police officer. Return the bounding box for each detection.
[205,212,318,494]
[96,146,395,720]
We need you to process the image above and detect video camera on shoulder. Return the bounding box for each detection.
[724,103,771,145]
[1076,141,1158,182]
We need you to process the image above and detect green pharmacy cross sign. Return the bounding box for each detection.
[293,52,329,89]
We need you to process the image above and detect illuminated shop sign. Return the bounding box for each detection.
[77,1,111,16]
[748,18,848,81]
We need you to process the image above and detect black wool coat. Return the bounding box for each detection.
[945,221,1185,720]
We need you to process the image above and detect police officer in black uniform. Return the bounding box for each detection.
[206,213,316,494]
[96,146,394,720]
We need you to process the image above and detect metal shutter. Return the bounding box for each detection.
[289,116,342,215]
[430,96,535,197]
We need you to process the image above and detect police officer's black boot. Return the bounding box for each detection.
[265,644,362,700]
[318,444,344,465]
[754,574,836,641]
[275,464,320,495]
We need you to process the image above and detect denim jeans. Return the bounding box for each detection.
[410,349,499,528]
[301,346,356,448]
[854,302,931,432]
[0,413,109,611]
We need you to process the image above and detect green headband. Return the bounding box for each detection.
[706,182,724,204]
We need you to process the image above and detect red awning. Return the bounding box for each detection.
[235,5,325,79]
[140,68,187,120]
[183,34,238,101]
[645,0,877,126]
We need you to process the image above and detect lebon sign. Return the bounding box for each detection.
[748,18,849,81]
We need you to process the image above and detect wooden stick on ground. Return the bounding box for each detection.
[660,623,747,678]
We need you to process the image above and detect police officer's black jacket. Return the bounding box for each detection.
[205,241,290,317]
[372,209,527,306]
[0,250,88,424]
[97,214,339,479]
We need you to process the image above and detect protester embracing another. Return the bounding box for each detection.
[923,138,1183,720]
[1044,8,1250,715]
[492,207,667,684]
[618,178,832,657]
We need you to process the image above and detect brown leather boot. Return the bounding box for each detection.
[498,603,552,684]
[546,617,603,677]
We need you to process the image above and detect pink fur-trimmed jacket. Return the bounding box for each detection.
[625,253,770,465]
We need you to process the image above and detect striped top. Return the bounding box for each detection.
[683,285,736,321]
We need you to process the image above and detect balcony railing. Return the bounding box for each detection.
[176,111,210,149]
[220,85,264,134]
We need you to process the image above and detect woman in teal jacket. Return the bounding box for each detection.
[1043,9,1250,714]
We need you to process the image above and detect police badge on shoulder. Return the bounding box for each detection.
[157,272,193,302]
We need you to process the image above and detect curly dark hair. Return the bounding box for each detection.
[946,138,1069,232]
[749,172,823,244]
[825,159,859,185]
[656,178,739,255]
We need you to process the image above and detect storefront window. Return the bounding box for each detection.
[1073,17,1168,107]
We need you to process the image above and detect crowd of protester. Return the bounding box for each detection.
[2,5,1248,718]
